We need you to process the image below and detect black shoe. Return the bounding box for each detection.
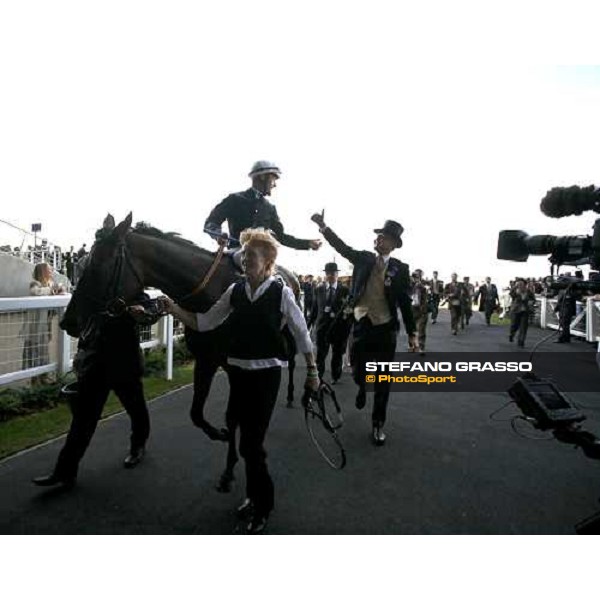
[237,498,255,519]
[123,445,145,468]
[431,320,436,324]
[247,514,268,534]
[332,378,340,385]
[518,340,524,347]
[452,331,457,335]
[419,351,426,356]
[509,334,514,342]
[32,473,76,488]
[372,426,386,446]
[355,390,366,410]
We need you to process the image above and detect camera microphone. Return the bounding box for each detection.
[540,185,600,218]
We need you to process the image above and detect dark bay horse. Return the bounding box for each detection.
[62,213,299,490]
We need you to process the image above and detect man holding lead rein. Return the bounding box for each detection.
[311,212,417,446]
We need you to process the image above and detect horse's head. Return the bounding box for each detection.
[61,213,144,336]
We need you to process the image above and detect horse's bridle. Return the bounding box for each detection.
[76,238,145,318]
[78,232,228,317]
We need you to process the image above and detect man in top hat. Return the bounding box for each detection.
[311,212,417,446]
[204,161,322,251]
[308,262,350,382]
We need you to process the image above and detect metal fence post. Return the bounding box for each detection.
[540,296,547,329]
[587,298,599,342]
[166,314,174,381]
[57,307,71,375]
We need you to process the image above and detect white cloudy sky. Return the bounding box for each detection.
[2,2,600,286]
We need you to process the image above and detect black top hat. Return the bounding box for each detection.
[324,262,339,273]
[374,220,404,247]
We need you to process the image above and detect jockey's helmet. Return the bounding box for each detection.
[248,160,281,179]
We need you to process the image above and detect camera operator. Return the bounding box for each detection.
[554,271,584,344]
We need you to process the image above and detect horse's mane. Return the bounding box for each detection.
[132,223,211,254]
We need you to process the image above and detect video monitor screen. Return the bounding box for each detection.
[532,383,571,411]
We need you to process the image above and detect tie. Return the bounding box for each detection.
[376,255,385,273]
[326,285,334,308]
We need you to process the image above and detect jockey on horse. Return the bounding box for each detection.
[204,161,322,290]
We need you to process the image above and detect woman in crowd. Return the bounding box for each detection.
[22,262,66,374]
[160,228,319,534]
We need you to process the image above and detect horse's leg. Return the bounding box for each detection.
[190,356,228,442]
[287,352,296,407]
[281,326,297,406]
[216,393,239,493]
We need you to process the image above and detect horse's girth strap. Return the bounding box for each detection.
[188,244,227,298]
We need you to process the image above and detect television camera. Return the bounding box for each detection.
[497,185,600,292]
[497,185,600,533]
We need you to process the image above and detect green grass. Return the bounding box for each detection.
[491,313,510,326]
[0,364,194,460]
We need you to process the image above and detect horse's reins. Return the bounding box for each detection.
[179,230,239,304]
[180,242,227,302]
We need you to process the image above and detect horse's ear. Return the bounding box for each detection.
[114,213,133,240]
[103,214,115,231]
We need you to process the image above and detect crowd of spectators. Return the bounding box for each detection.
[0,241,89,285]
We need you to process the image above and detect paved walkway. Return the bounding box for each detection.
[1,311,599,534]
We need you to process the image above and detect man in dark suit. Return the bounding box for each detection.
[308,262,350,382]
[302,274,316,322]
[311,213,417,446]
[428,271,444,324]
[475,276,499,325]
[33,293,161,488]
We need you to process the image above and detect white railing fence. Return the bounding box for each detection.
[0,291,184,388]
[537,295,600,342]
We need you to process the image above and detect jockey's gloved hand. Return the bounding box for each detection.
[204,224,225,241]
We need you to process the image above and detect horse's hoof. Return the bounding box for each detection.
[216,475,234,493]
[201,422,229,442]
[216,427,230,442]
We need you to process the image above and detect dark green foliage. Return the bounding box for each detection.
[143,347,167,376]
[0,343,194,422]
[0,378,70,422]
[173,338,193,365]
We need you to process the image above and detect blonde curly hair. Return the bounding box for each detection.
[239,228,279,276]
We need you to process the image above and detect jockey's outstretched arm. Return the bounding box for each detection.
[269,206,319,250]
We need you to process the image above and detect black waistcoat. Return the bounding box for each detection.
[229,280,287,361]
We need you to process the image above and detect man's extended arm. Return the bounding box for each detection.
[269,205,313,250]
[310,212,362,264]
